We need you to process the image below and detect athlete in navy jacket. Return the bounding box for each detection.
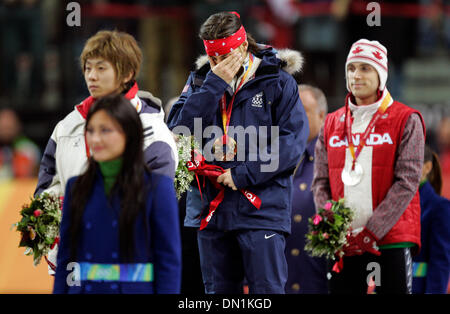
[168,12,308,294]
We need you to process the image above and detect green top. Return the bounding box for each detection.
[98,157,123,195]
[419,179,427,189]
[378,242,415,250]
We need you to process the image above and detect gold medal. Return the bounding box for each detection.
[213,135,237,161]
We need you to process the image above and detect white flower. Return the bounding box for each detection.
[174,135,199,199]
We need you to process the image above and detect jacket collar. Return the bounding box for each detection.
[76,82,140,119]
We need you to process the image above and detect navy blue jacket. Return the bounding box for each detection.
[285,137,328,293]
[53,170,181,294]
[412,181,450,294]
[168,47,309,233]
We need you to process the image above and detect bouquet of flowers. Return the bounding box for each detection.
[12,193,62,266]
[174,134,199,199]
[305,198,354,260]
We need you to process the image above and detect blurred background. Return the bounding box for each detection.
[0,0,449,293]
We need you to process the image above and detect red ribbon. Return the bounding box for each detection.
[187,151,261,230]
[45,256,57,272]
[50,236,59,250]
[344,91,390,170]
[332,257,344,273]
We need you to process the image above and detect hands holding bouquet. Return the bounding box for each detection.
[305,199,354,260]
[305,199,381,273]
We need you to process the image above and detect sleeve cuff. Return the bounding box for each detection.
[363,227,379,242]
[203,71,229,95]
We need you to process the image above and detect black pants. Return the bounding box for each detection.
[328,248,413,294]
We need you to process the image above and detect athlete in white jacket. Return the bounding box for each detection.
[34,30,177,274]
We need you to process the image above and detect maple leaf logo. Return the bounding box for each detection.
[352,46,363,54]
[373,50,383,60]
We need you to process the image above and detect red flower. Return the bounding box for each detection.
[324,202,333,211]
[33,209,42,217]
[322,208,335,223]
[313,214,323,225]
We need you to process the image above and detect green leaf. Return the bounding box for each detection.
[37,224,46,238]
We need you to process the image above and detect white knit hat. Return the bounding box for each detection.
[345,39,388,91]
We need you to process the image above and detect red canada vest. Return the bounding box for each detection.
[324,97,425,250]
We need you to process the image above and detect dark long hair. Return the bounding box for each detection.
[199,12,260,55]
[424,145,443,195]
[69,94,147,262]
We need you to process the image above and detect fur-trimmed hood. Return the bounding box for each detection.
[194,47,304,75]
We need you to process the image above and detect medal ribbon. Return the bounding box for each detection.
[186,150,261,230]
[345,91,392,170]
[332,256,344,273]
[221,53,254,141]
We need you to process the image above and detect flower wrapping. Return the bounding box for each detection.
[305,198,354,260]
[13,193,62,266]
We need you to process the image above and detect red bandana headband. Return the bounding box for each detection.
[203,12,247,56]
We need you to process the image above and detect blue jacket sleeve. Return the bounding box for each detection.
[426,198,450,293]
[231,76,309,188]
[53,178,75,294]
[144,141,177,179]
[150,175,182,293]
[167,71,229,132]
[35,137,57,196]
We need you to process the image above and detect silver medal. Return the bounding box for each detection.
[341,162,364,186]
